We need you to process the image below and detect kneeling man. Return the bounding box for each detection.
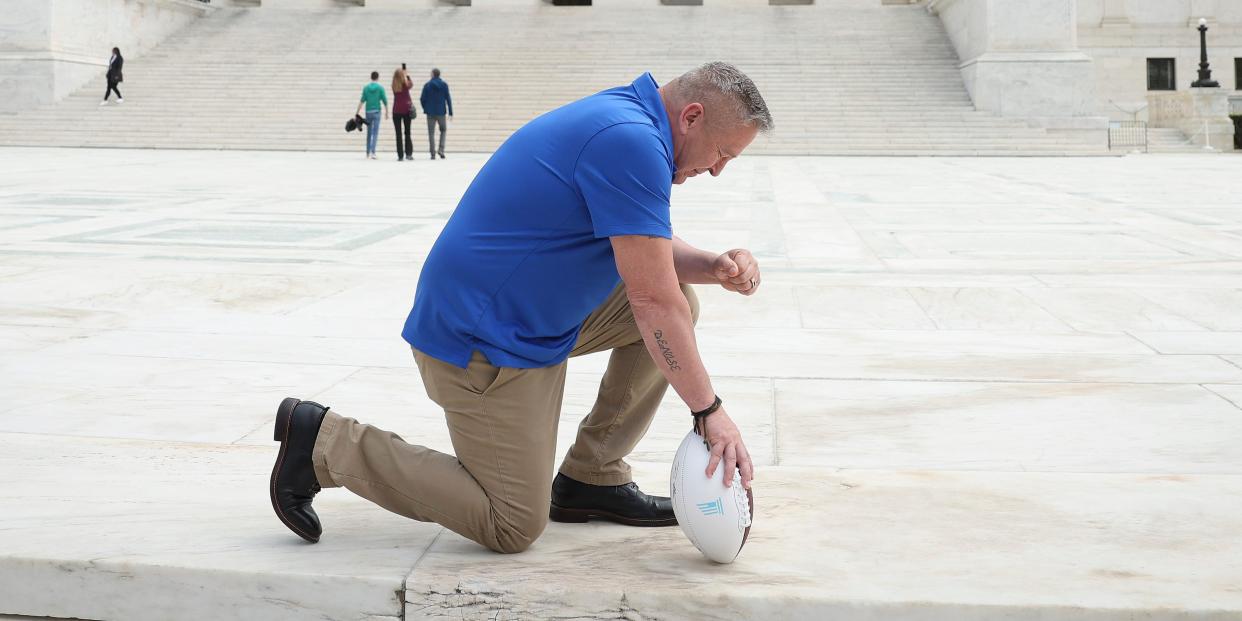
[271,61,771,553]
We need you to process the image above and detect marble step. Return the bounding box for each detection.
[0,138,1088,148]
[77,85,974,95]
[1145,128,1218,153]
[0,117,1084,130]
[0,129,1085,138]
[5,128,1043,142]
[0,119,1076,131]
[7,102,991,112]
[0,144,1110,157]
[0,145,1105,156]
[51,83,976,93]
[0,115,1080,131]
[3,111,1012,120]
[0,130,1099,142]
[0,433,1237,621]
[0,128,1054,139]
[51,95,980,103]
[5,4,1111,155]
[0,140,1098,150]
[9,109,998,120]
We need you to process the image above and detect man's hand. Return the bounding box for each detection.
[700,407,754,489]
[712,248,761,295]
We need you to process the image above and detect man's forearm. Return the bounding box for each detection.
[628,288,716,412]
[671,236,717,284]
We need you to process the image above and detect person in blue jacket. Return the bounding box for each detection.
[419,68,453,159]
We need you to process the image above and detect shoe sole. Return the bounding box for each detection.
[270,397,320,543]
[549,503,678,527]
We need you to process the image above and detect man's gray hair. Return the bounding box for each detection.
[670,61,773,133]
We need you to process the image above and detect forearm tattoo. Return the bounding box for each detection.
[653,329,681,371]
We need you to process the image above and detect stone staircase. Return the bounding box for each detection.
[0,1,1107,155]
[1146,127,1216,153]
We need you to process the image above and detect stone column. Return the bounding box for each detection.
[0,1,57,111]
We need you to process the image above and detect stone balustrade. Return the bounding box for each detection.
[1147,88,1237,150]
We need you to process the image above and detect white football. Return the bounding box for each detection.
[670,429,754,564]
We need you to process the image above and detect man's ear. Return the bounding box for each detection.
[679,102,705,135]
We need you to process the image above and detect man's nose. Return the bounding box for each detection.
[711,159,729,177]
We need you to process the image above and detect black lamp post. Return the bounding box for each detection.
[1191,17,1220,88]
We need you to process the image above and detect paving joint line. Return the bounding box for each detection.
[1201,384,1242,411]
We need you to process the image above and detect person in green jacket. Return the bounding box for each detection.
[355,71,389,159]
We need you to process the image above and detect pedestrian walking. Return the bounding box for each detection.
[355,71,388,159]
[392,66,416,161]
[419,68,452,159]
[100,47,123,106]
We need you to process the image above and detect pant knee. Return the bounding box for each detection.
[487,514,547,554]
[680,284,700,326]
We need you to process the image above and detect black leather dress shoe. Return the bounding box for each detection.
[549,472,677,527]
[270,397,329,543]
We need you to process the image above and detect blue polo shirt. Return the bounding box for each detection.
[402,73,675,369]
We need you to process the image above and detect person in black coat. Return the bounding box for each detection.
[101,47,123,106]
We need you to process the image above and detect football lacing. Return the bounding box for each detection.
[732,474,752,529]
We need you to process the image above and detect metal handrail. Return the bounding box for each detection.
[1108,120,1148,152]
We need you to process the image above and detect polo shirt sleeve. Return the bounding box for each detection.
[574,123,673,240]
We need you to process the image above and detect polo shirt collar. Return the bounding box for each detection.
[633,72,675,174]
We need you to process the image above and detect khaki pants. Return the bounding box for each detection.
[311,283,699,553]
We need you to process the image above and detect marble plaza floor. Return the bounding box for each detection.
[1,147,1241,621]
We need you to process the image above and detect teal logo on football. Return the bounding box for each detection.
[696,498,724,516]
